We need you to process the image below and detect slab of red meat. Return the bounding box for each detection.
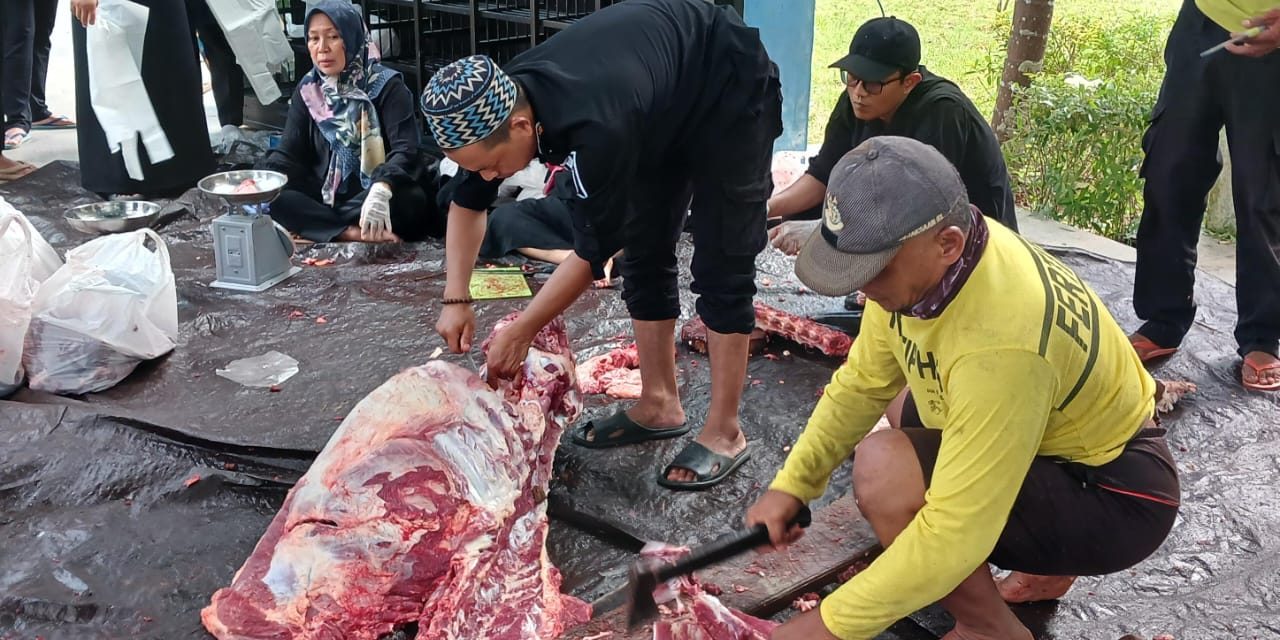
[639,543,778,640]
[680,304,851,358]
[201,315,590,639]
[576,343,643,399]
[752,302,851,358]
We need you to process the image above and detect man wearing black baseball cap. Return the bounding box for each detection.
[746,137,1179,640]
[767,16,1016,257]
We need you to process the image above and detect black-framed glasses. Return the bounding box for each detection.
[840,69,905,95]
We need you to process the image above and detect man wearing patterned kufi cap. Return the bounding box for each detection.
[421,0,782,490]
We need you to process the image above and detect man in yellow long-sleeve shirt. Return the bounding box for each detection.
[746,137,1180,640]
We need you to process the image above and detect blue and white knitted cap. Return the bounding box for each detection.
[420,55,518,150]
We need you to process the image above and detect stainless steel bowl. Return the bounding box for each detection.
[197,170,288,206]
[64,201,163,234]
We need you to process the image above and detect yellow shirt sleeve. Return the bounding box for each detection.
[769,312,905,504]
[818,350,1059,639]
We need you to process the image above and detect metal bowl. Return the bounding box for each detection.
[64,201,163,234]
[197,170,288,206]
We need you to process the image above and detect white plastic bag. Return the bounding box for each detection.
[87,0,174,181]
[0,201,64,396]
[23,229,178,395]
[205,0,293,105]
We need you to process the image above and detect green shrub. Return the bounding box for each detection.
[1002,77,1152,242]
[977,10,1173,243]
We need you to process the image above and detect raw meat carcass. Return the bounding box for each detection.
[576,343,644,399]
[201,315,590,639]
[681,303,852,358]
[638,543,778,640]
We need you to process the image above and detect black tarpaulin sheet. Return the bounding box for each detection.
[1,163,1278,639]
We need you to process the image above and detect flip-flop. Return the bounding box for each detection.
[1242,352,1280,391]
[657,441,753,491]
[31,115,76,130]
[571,410,689,449]
[1129,334,1177,364]
[3,128,29,150]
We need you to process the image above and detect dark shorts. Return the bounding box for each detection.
[899,392,1180,576]
[616,70,782,335]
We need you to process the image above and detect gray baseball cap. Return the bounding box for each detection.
[794,136,969,297]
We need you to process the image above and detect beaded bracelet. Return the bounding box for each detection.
[441,297,474,305]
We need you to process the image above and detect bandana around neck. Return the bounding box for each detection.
[906,205,989,319]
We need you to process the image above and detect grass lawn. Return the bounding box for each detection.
[807,0,1183,144]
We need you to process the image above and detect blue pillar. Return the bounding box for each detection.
[743,0,815,152]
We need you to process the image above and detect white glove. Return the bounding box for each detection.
[768,219,820,257]
[360,182,394,240]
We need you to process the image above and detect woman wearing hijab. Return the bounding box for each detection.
[70,0,215,196]
[260,0,434,243]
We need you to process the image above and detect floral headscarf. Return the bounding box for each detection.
[299,0,399,205]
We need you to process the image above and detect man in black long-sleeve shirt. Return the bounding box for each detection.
[422,0,782,490]
[768,17,1016,256]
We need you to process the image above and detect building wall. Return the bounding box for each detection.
[744,0,815,152]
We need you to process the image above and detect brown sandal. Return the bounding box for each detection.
[1129,334,1177,364]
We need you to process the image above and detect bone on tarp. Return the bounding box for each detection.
[202,314,590,639]
[681,303,852,358]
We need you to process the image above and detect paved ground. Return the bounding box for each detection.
[5,0,1239,287]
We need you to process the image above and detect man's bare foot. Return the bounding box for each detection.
[941,622,1033,640]
[996,571,1076,603]
[1242,351,1280,391]
[664,425,747,483]
[336,226,401,243]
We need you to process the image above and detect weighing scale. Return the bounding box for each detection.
[197,170,301,292]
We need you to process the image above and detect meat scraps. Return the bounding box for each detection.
[1154,379,1196,414]
[790,593,820,612]
[577,343,643,399]
[680,303,852,358]
[640,543,778,640]
[233,178,259,194]
[201,315,590,639]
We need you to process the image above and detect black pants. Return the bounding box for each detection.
[28,0,56,123]
[480,196,574,260]
[1134,0,1280,358]
[269,184,439,243]
[0,0,34,132]
[618,71,783,335]
[899,393,1179,576]
[187,0,244,127]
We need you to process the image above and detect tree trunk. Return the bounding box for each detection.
[991,0,1055,142]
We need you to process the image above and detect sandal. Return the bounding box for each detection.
[3,128,29,150]
[1242,351,1280,391]
[571,410,689,449]
[656,442,753,491]
[31,114,76,130]
[1129,334,1177,364]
